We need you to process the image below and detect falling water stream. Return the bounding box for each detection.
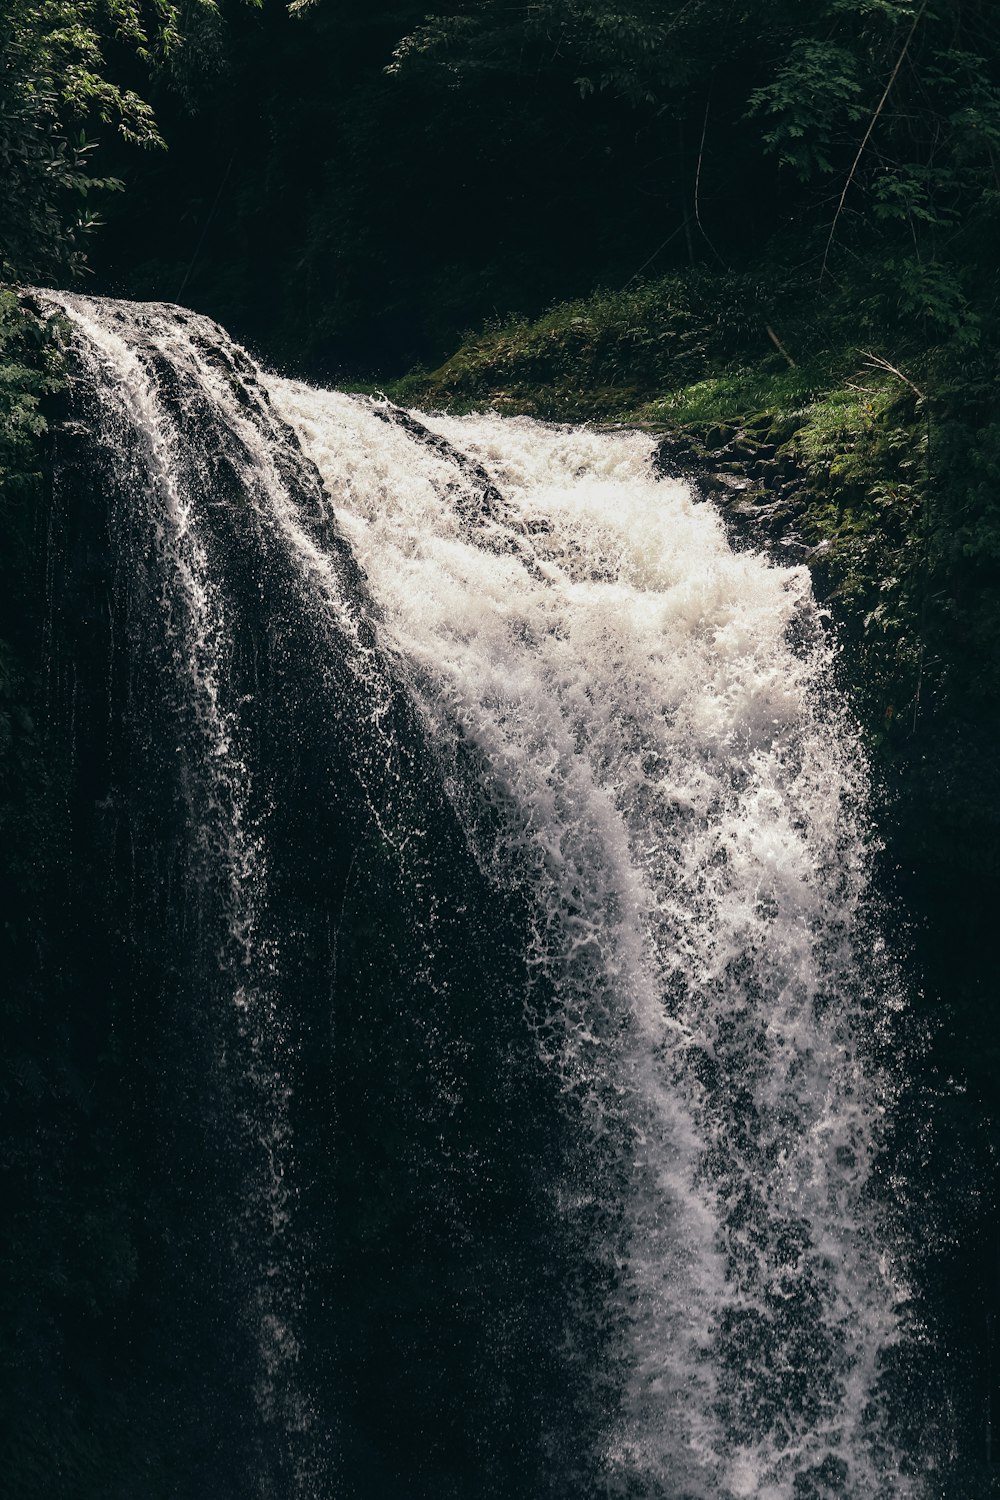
[39,291,933,1499]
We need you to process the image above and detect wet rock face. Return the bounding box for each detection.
[33,294,603,1500]
[653,422,826,566]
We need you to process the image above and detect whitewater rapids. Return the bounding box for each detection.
[272,383,915,1500]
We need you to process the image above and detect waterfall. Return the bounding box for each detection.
[40,291,931,1499]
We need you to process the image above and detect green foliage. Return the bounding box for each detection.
[396,271,837,419]
[748,41,865,179]
[387,0,690,107]
[396,279,712,416]
[381,0,1000,359]
[0,0,217,280]
[0,293,63,486]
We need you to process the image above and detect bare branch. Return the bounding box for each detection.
[820,2,928,282]
[861,350,925,399]
[766,325,797,367]
[694,91,726,267]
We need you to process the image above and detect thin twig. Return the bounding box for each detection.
[176,151,236,304]
[694,91,726,266]
[766,325,796,367]
[621,219,688,289]
[861,350,924,399]
[820,2,928,281]
[912,409,932,734]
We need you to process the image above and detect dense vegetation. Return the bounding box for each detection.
[3,0,1000,1493]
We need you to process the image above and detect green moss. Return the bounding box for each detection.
[640,362,833,428]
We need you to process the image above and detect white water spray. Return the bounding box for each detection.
[272,384,918,1498]
[40,292,321,1485]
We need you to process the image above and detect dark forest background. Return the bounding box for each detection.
[4,1,1000,1494]
[5,0,1000,376]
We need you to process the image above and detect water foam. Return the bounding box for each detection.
[272,386,919,1498]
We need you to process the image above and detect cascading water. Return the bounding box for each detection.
[39,290,936,1499]
[272,386,919,1499]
